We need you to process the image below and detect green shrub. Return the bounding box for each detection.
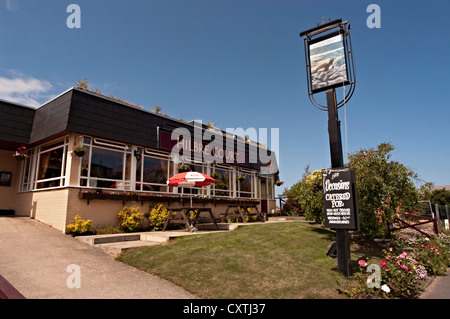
[117,206,143,232]
[348,143,419,239]
[67,215,93,235]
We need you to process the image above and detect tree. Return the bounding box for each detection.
[283,143,419,238]
[347,143,419,238]
[430,188,450,205]
[418,182,434,201]
[283,165,324,223]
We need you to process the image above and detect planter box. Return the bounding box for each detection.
[78,190,261,207]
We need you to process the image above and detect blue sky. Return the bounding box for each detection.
[1,0,449,196]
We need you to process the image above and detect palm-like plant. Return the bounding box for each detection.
[153,105,162,114]
[76,78,89,90]
[205,121,217,129]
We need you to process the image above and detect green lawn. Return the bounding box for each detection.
[117,221,373,299]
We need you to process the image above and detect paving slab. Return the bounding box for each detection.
[0,217,197,299]
[420,269,450,299]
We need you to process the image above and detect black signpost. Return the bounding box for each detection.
[300,19,357,276]
[323,167,359,230]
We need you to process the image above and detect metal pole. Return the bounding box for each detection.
[326,88,352,277]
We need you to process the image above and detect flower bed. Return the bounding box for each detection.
[78,189,261,206]
[345,229,450,299]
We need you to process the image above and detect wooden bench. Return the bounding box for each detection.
[220,204,265,223]
[162,207,220,232]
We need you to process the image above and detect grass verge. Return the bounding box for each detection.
[117,221,379,299]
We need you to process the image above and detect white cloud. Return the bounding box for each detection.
[0,76,53,107]
[5,0,19,12]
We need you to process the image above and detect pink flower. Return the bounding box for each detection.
[386,255,391,259]
[358,260,368,268]
[399,252,408,258]
[380,261,387,267]
[401,265,408,271]
[420,244,425,248]
[389,247,393,252]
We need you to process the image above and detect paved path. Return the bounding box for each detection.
[0,217,197,299]
[420,269,450,299]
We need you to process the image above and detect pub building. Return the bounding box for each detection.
[0,87,279,233]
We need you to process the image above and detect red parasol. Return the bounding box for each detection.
[167,171,215,188]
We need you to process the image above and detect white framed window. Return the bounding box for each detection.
[176,162,208,196]
[19,148,36,192]
[260,175,274,200]
[135,149,170,193]
[237,169,256,198]
[79,136,132,190]
[211,164,233,197]
[34,137,69,190]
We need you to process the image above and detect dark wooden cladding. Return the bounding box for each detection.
[1,87,277,170]
[67,89,195,149]
[30,90,72,144]
[0,100,35,148]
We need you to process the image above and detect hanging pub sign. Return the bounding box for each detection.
[322,167,359,230]
[307,31,350,94]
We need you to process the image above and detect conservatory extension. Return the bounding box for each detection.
[0,87,279,232]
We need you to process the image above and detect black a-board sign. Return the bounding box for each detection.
[322,167,359,230]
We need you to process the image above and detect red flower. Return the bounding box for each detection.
[380,261,387,267]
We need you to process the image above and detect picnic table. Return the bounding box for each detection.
[219,203,266,223]
[162,207,220,232]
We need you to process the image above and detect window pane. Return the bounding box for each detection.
[240,174,252,193]
[36,179,61,189]
[142,157,168,184]
[125,153,131,180]
[190,164,203,173]
[40,140,64,152]
[267,176,273,199]
[214,168,230,196]
[90,147,124,180]
[141,184,168,192]
[136,157,142,183]
[37,148,63,181]
[80,146,90,177]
